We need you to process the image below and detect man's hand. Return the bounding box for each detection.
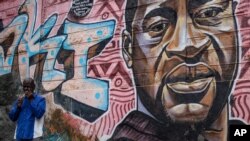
[17,95,24,107]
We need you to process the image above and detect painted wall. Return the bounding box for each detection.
[0,0,249,140]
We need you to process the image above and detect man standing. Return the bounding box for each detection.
[9,78,46,141]
[110,0,242,140]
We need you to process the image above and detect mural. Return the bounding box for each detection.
[110,0,242,140]
[0,0,250,140]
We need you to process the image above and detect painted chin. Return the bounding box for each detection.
[161,76,216,123]
[167,103,210,123]
[161,80,215,123]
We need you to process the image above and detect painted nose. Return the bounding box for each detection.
[165,16,210,63]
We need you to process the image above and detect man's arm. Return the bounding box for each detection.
[30,96,46,119]
[8,100,21,121]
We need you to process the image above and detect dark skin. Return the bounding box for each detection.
[116,0,238,140]
[17,80,35,107]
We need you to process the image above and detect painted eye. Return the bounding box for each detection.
[195,7,223,19]
[148,20,169,32]
[143,20,170,38]
[143,15,171,38]
[193,7,224,26]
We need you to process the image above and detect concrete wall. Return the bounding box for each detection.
[0,0,249,140]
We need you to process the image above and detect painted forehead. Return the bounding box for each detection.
[133,0,231,20]
[136,0,230,13]
[137,0,230,6]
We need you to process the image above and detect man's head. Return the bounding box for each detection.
[23,78,35,97]
[123,0,239,125]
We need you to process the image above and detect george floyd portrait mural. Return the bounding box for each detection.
[0,0,250,140]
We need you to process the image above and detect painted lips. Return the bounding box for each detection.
[165,63,214,95]
[162,63,216,121]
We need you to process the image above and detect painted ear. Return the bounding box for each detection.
[122,30,133,68]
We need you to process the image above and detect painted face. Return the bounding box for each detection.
[124,0,239,123]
